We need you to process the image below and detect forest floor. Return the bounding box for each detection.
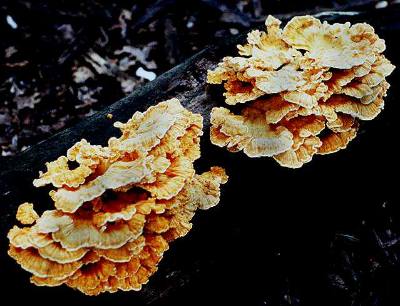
[0,0,382,156]
[1,2,400,306]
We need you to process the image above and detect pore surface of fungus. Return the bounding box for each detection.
[207,15,395,168]
[8,99,228,295]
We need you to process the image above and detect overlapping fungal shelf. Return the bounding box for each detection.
[208,15,395,168]
[7,98,228,295]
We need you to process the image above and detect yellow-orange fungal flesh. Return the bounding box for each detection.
[8,98,228,295]
[207,15,394,168]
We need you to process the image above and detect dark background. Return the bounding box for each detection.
[1,1,400,306]
[0,0,385,156]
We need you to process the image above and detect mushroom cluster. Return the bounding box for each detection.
[208,15,395,168]
[7,98,228,295]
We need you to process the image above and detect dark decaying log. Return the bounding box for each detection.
[0,5,400,306]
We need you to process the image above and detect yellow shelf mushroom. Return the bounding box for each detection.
[7,99,228,295]
[208,15,395,168]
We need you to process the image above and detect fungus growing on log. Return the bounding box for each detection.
[208,15,395,168]
[7,99,228,295]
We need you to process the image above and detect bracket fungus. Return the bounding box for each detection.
[7,98,228,295]
[207,15,395,168]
